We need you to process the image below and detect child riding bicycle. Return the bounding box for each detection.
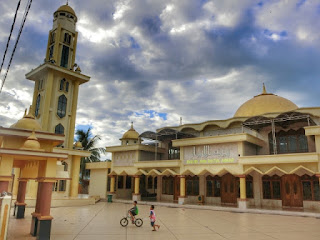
[128,201,138,224]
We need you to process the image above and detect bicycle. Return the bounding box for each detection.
[120,212,143,227]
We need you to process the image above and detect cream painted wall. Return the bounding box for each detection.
[88,169,108,198]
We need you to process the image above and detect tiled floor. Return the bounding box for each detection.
[7,202,320,240]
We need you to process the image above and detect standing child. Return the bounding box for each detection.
[149,205,160,231]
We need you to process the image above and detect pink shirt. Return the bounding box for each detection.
[150,210,156,222]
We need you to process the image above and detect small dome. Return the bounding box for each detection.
[55,4,76,16]
[11,108,42,131]
[75,141,82,148]
[21,131,41,150]
[121,122,139,140]
[234,84,298,118]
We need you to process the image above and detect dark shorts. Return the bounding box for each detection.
[130,210,136,216]
[150,221,155,227]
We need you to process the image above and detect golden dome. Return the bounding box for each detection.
[75,141,82,148]
[21,131,42,151]
[56,4,76,16]
[234,84,298,118]
[121,122,139,140]
[11,108,42,131]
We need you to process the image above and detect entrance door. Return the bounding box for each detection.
[174,176,180,202]
[281,174,303,208]
[221,173,237,205]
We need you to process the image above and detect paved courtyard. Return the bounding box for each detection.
[7,202,320,240]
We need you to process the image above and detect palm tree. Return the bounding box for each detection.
[75,128,106,183]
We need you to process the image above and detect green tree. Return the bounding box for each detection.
[75,128,106,182]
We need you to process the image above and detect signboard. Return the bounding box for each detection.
[113,151,135,166]
[183,143,238,165]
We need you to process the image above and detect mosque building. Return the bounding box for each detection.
[0,4,91,239]
[88,85,320,211]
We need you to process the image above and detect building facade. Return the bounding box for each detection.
[89,85,320,211]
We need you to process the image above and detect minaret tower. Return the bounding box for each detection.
[25,4,90,149]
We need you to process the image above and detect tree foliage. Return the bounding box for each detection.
[75,128,106,181]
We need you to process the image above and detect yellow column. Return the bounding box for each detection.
[134,176,140,195]
[239,175,246,200]
[12,168,20,197]
[41,69,54,131]
[53,24,61,63]
[71,32,78,66]
[67,81,80,149]
[180,176,186,197]
[70,156,81,197]
[110,176,115,193]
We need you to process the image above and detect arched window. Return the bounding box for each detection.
[35,94,41,117]
[57,95,67,118]
[61,46,69,68]
[60,79,65,90]
[55,123,64,134]
[62,161,68,171]
[64,33,71,44]
[66,82,69,92]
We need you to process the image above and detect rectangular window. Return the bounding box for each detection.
[125,176,131,189]
[61,45,69,68]
[263,181,271,199]
[162,177,173,195]
[59,180,66,191]
[154,177,157,189]
[272,181,281,199]
[186,177,199,196]
[147,176,153,189]
[49,45,54,59]
[288,136,297,153]
[313,181,320,201]
[302,181,312,200]
[279,136,287,153]
[206,180,213,197]
[117,176,124,189]
[246,181,254,198]
[214,179,221,197]
[52,181,58,192]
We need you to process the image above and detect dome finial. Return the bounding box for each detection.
[24,108,27,117]
[130,121,134,130]
[262,83,267,94]
[66,0,69,5]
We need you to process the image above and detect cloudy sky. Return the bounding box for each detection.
[0,0,320,159]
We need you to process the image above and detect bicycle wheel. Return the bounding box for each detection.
[135,218,143,227]
[120,217,128,227]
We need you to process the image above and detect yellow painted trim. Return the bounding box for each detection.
[161,169,178,176]
[264,166,287,175]
[106,144,166,153]
[68,81,79,149]
[289,165,315,175]
[244,166,263,175]
[240,152,319,165]
[305,126,320,136]
[172,133,264,147]
[146,169,162,176]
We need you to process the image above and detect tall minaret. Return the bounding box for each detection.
[25,4,90,149]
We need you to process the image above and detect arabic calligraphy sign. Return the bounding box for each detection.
[183,143,239,165]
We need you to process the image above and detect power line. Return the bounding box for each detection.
[0,0,33,93]
[0,0,21,77]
